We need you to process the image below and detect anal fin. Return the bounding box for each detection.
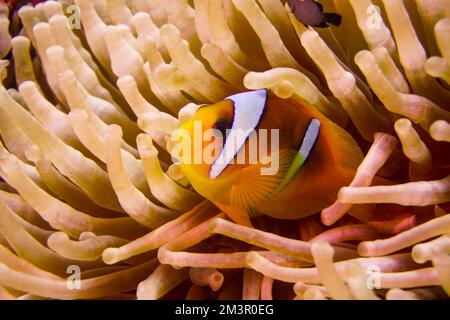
[215,202,253,228]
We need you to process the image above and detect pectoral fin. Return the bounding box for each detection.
[228,149,295,217]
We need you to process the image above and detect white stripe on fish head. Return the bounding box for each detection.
[209,90,267,179]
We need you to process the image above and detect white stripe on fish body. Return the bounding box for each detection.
[273,118,321,194]
[299,118,321,160]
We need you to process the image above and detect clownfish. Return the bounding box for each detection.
[176,90,363,227]
[287,0,342,28]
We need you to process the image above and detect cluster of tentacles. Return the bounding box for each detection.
[0,0,449,300]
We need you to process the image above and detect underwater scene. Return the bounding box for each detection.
[0,0,449,300]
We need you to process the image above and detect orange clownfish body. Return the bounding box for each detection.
[176,90,363,227]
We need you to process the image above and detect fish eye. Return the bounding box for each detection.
[213,118,232,140]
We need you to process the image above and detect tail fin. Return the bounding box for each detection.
[324,13,342,26]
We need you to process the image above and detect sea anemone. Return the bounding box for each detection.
[0,0,449,300]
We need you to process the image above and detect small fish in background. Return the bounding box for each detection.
[178,90,364,227]
[3,0,44,10]
[287,0,342,28]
